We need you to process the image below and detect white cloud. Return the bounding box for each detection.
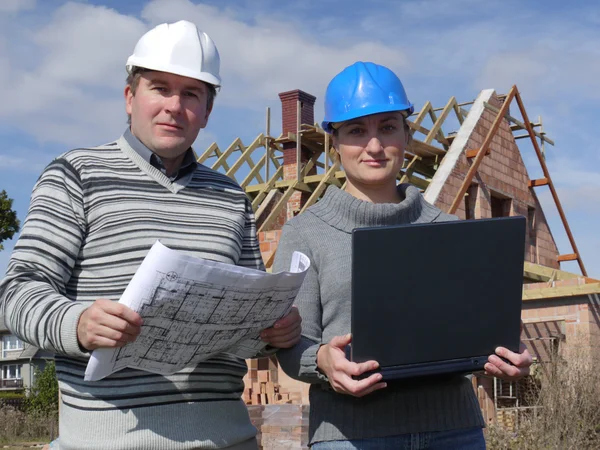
[478,44,600,106]
[0,2,146,146]
[0,0,413,148]
[139,0,410,110]
[0,0,35,14]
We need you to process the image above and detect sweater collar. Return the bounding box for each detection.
[308,184,442,233]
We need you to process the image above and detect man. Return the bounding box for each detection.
[0,21,300,450]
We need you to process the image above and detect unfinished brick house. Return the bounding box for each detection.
[196,86,600,448]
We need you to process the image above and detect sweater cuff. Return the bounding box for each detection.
[61,303,90,358]
[300,343,329,384]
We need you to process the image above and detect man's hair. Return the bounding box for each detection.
[126,66,217,124]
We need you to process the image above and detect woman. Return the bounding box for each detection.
[271,61,532,449]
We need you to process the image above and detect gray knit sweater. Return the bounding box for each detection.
[274,184,485,445]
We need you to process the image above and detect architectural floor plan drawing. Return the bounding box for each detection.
[84,241,309,381]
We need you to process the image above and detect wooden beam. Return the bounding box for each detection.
[425,97,455,146]
[466,148,490,158]
[557,253,578,262]
[250,166,283,210]
[286,132,323,154]
[528,178,549,188]
[514,90,587,277]
[412,101,432,129]
[300,161,341,214]
[453,102,465,125]
[264,248,277,270]
[197,142,219,164]
[303,173,342,187]
[449,86,517,215]
[258,183,298,233]
[407,121,449,148]
[226,134,265,183]
[242,154,275,189]
[213,137,242,171]
[397,172,430,190]
[522,283,600,301]
[255,188,279,223]
[296,100,301,180]
[399,155,421,184]
[523,261,579,282]
[408,139,447,158]
[484,101,555,146]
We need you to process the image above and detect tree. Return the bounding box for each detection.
[0,189,20,251]
[26,361,59,415]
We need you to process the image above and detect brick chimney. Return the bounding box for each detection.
[278,89,317,219]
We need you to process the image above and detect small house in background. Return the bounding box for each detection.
[0,316,54,403]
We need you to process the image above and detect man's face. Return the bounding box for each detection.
[125,71,212,160]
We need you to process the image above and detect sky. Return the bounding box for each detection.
[1,0,599,278]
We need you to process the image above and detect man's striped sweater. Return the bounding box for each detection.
[0,134,264,449]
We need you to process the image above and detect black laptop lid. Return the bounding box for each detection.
[351,216,525,368]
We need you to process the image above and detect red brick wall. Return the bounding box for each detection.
[256,191,287,232]
[278,90,316,135]
[433,92,560,269]
[522,284,600,361]
[259,230,282,265]
[279,90,317,221]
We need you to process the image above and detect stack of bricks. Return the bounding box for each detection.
[260,404,310,449]
[248,404,310,450]
[247,405,265,448]
[243,357,303,405]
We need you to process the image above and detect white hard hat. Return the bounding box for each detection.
[126,20,221,87]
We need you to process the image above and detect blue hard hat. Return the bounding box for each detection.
[321,61,414,133]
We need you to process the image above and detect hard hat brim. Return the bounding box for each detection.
[126,58,221,88]
[322,103,414,133]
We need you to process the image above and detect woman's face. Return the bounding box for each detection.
[333,111,409,195]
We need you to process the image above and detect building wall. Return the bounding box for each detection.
[522,290,600,361]
[258,230,282,268]
[426,90,560,269]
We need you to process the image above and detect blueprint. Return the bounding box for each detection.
[84,241,309,381]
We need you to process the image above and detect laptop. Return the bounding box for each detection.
[351,216,525,380]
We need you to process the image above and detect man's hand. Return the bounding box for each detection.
[77,299,143,351]
[317,334,386,397]
[484,341,533,380]
[260,306,302,349]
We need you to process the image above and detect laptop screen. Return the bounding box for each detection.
[351,217,525,369]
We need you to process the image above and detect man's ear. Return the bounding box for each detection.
[202,104,213,128]
[124,85,133,116]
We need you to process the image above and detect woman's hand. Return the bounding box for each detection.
[485,341,533,380]
[316,333,387,397]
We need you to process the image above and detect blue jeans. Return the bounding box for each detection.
[311,427,486,450]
